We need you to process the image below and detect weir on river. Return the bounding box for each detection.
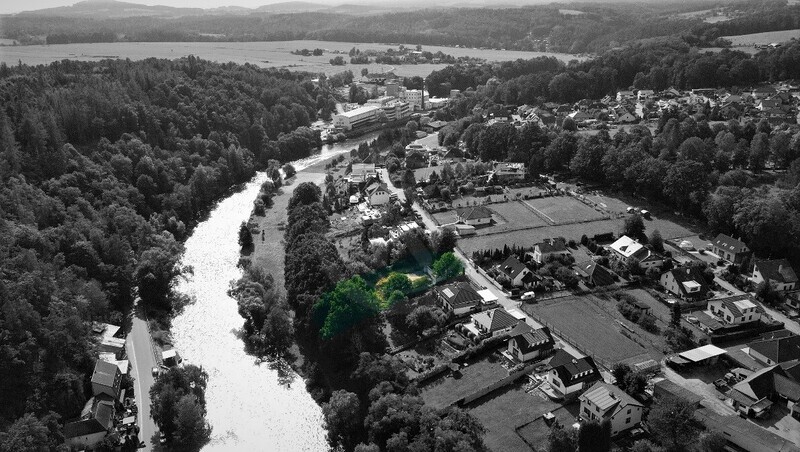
[170,133,379,451]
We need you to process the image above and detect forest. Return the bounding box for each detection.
[1,0,798,54]
[0,57,329,448]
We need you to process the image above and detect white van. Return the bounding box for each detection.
[521,291,536,301]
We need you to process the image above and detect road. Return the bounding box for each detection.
[126,306,158,451]
[378,172,587,360]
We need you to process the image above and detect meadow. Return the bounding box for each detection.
[722,29,800,47]
[0,40,584,76]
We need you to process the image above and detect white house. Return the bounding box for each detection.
[580,382,643,437]
[711,233,750,264]
[708,295,763,325]
[751,259,798,292]
[529,239,570,264]
[608,235,664,270]
[469,308,520,338]
[434,281,483,316]
[616,90,635,102]
[507,322,554,362]
[659,266,710,300]
[456,206,493,226]
[332,105,380,131]
[366,182,391,206]
[547,350,600,400]
[497,255,533,287]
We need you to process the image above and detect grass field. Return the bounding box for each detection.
[489,201,550,227]
[467,383,561,452]
[523,296,648,365]
[0,40,583,76]
[524,196,607,224]
[420,353,509,409]
[723,29,800,46]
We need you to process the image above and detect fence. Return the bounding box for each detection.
[458,362,540,406]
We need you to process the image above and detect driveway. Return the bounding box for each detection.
[126,306,159,450]
[661,364,736,416]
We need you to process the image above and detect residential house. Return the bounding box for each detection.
[435,281,483,316]
[469,308,521,338]
[568,110,593,122]
[64,398,115,450]
[366,182,391,206]
[711,234,751,264]
[708,295,763,325]
[405,151,427,169]
[497,255,533,287]
[636,89,655,102]
[547,350,600,399]
[492,162,526,183]
[456,206,493,226]
[728,365,800,419]
[507,322,554,362]
[530,238,570,264]
[748,332,800,366]
[660,266,710,300]
[757,98,782,111]
[752,86,777,100]
[608,235,664,270]
[580,382,644,437]
[615,108,637,123]
[91,360,122,400]
[752,259,798,291]
[616,90,635,102]
[575,260,615,286]
[347,163,378,186]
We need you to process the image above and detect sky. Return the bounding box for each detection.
[0,0,345,14]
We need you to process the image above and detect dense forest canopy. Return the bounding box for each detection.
[0,57,327,445]
[1,0,798,53]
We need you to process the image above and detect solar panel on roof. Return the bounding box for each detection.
[443,288,454,298]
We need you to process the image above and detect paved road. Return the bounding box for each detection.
[126,307,158,451]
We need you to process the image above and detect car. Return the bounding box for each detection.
[521,291,536,301]
[151,366,160,377]
[159,432,167,445]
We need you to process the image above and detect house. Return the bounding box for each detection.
[530,238,570,264]
[64,397,115,450]
[729,365,800,419]
[91,360,122,400]
[659,266,710,300]
[435,281,483,316]
[752,86,777,99]
[507,322,554,362]
[497,255,533,287]
[757,98,782,111]
[708,295,763,325]
[546,350,600,400]
[469,308,521,338]
[456,206,493,226]
[348,163,378,186]
[492,162,526,183]
[636,89,655,102]
[575,260,614,286]
[580,382,644,437]
[616,90,635,102]
[711,233,751,264]
[404,151,427,169]
[752,259,798,291]
[749,332,800,366]
[568,110,592,122]
[366,182,391,206]
[615,108,637,123]
[608,235,664,270]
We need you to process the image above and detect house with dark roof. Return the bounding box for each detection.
[575,260,614,286]
[580,382,644,437]
[455,206,493,226]
[708,295,764,325]
[365,182,391,206]
[91,360,122,400]
[496,255,533,287]
[749,332,800,366]
[64,397,115,450]
[728,365,800,420]
[467,308,520,338]
[507,322,554,362]
[711,233,751,264]
[752,259,798,292]
[434,281,483,316]
[546,350,600,400]
[660,266,710,300]
[530,238,570,264]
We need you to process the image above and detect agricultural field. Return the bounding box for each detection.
[722,29,800,47]
[523,196,607,224]
[523,295,650,366]
[489,201,550,227]
[0,40,582,77]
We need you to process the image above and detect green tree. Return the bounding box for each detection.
[431,252,464,281]
[322,390,361,450]
[288,182,322,210]
[238,222,253,248]
[623,214,646,241]
[648,398,699,451]
[0,413,50,452]
[313,276,381,339]
[578,419,611,452]
[171,395,212,452]
[376,273,412,300]
[649,229,664,253]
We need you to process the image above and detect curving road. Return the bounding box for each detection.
[126,305,158,451]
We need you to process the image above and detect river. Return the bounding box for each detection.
[170,132,379,451]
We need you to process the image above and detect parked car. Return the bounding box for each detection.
[151,366,160,377]
[521,291,536,301]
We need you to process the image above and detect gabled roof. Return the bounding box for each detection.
[535,238,568,254]
[663,266,710,297]
[755,259,798,285]
[731,365,800,405]
[609,236,644,259]
[64,398,114,439]
[575,261,614,286]
[715,295,762,318]
[92,360,121,389]
[712,233,749,254]
[435,281,482,309]
[581,382,643,418]
[510,322,554,353]
[456,206,493,221]
[499,256,529,279]
[366,182,389,196]
[548,350,598,384]
[472,308,519,333]
[750,333,800,364]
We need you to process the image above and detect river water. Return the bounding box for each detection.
[171,133,378,451]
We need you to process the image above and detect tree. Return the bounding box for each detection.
[402,169,416,189]
[283,163,296,178]
[238,222,253,248]
[375,273,412,301]
[664,325,695,352]
[0,413,50,452]
[288,182,322,210]
[649,229,664,253]
[670,302,681,326]
[171,395,212,452]
[698,431,728,452]
[623,214,646,241]
[647,398,699,451]
[430,228,457,255]
[548,423,577,452]
[313,276,381,339]
[612,363,633,389]
[578,420,611,452]
[322,390,361,450]
[431,252,464,281]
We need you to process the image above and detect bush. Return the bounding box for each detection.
[638,315,659,333]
